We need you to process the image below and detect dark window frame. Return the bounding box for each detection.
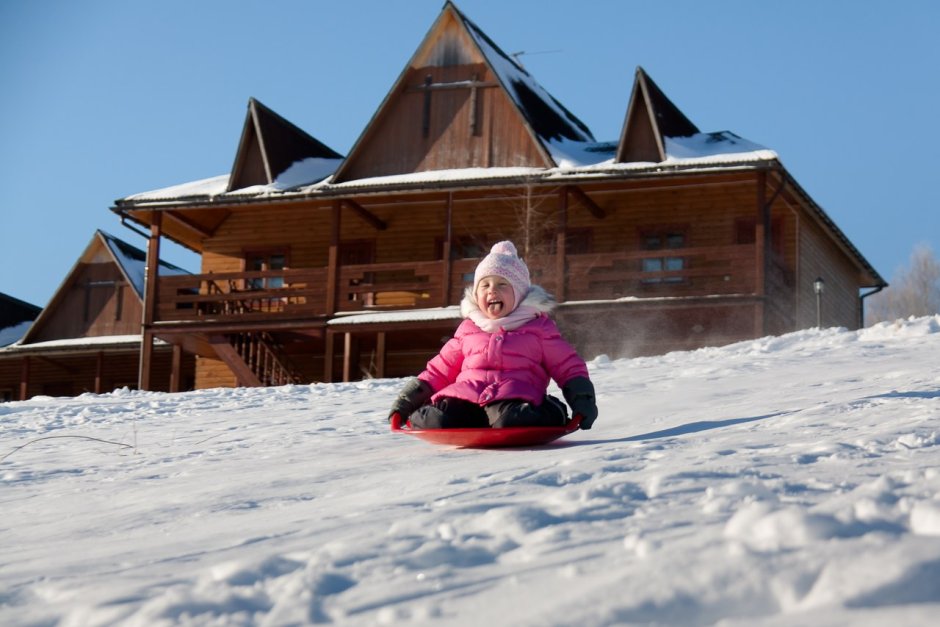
[638,226,689,285]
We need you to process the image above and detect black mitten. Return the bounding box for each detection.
[389,378,433,422]
[562,376,598,430]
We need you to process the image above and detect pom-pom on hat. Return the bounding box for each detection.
[473,241,531,306]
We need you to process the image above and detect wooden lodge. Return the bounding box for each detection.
[0,231,195,400]
[110,2,885,392]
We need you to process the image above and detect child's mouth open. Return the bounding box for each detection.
[486,299,505,315]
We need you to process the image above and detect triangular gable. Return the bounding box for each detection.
[228,98,343,191]
[20,231,191,344]
[331,1,593,183]
[616,67,700,163]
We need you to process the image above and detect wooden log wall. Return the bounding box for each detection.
[0,348,193,400]
[797,216,862,329]
[29,262,143,342]
[195,172,796,310]
[337,61,549,181]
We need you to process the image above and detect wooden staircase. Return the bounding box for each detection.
[210,331,303,387]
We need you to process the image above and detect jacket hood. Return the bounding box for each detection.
[460,284,557,319]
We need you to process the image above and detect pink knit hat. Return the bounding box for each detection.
[473,241,531,306]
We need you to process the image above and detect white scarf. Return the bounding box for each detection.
[468,305,541,333]
[461,285,557,333]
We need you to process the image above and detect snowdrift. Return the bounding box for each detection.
[2,316,940,625]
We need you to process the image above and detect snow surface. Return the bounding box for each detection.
[3,317,940,625]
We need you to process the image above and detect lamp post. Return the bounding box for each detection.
[813,277,825,327]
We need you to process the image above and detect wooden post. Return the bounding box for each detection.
[324,330,334,382]
[170,343,183,392]
[95,351,104,394]
[342,332,353,382]
[326,200,341,315]
[754,171,768,336]
[19,356,30,401]
[441,192,453,306]
[376,331,386,379]
[556,187,569,302]
[139,211,162,391]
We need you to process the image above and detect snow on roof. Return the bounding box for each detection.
[0,334,163,354]
[269,157,344,191]
[460,11,594,150]
[0,320,32,347]
[663,131,777,163]
[123,174,231,202]
[119,132,777,203]
[327,306,462,325]
[322,166,545,190]
[123,156,344,203]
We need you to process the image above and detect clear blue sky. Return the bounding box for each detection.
[2,0,938,308]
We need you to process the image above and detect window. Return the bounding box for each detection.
[244,250,288,289]
[640,230,686,284]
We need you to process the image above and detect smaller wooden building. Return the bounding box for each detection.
[0,231,196,400]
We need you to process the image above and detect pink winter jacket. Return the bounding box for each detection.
[417,287,589,406]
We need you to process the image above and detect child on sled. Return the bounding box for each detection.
[389,240,598,430]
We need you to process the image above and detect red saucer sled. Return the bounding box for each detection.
[390,412,582,448]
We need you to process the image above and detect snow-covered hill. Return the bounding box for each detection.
[2,317,940,626]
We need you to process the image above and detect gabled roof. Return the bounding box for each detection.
[98,230,190,299]
[617,67,700,163]
[0,293,41,347]
[19,231,190,345]
[0,292,41,325]
[228,98,343,191]
[454,3,593,146]
[330,1,594,182]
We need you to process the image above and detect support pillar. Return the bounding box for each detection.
[139,211,162,390]
[441,193,453,306]
[556,187,569,301]
[327,200,341,315]
[376,331,386,379]
[170,343,183,392]
[324,330,335,382]
[19,356,30,401]
[95,351,104,394]
[754,171,768,336]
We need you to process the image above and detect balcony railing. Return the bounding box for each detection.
[154,244,765,324]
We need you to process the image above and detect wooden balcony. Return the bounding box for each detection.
[154,244,766,325]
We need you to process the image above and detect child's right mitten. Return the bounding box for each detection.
[389,378,433,422]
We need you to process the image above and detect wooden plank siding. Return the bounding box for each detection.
[0,348,193,399]
[334,11,553,182]
[798,216,862,328]
[158,172,800,325]
[29,262,142,342]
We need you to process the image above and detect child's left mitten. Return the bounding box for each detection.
[562,376,598,430]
